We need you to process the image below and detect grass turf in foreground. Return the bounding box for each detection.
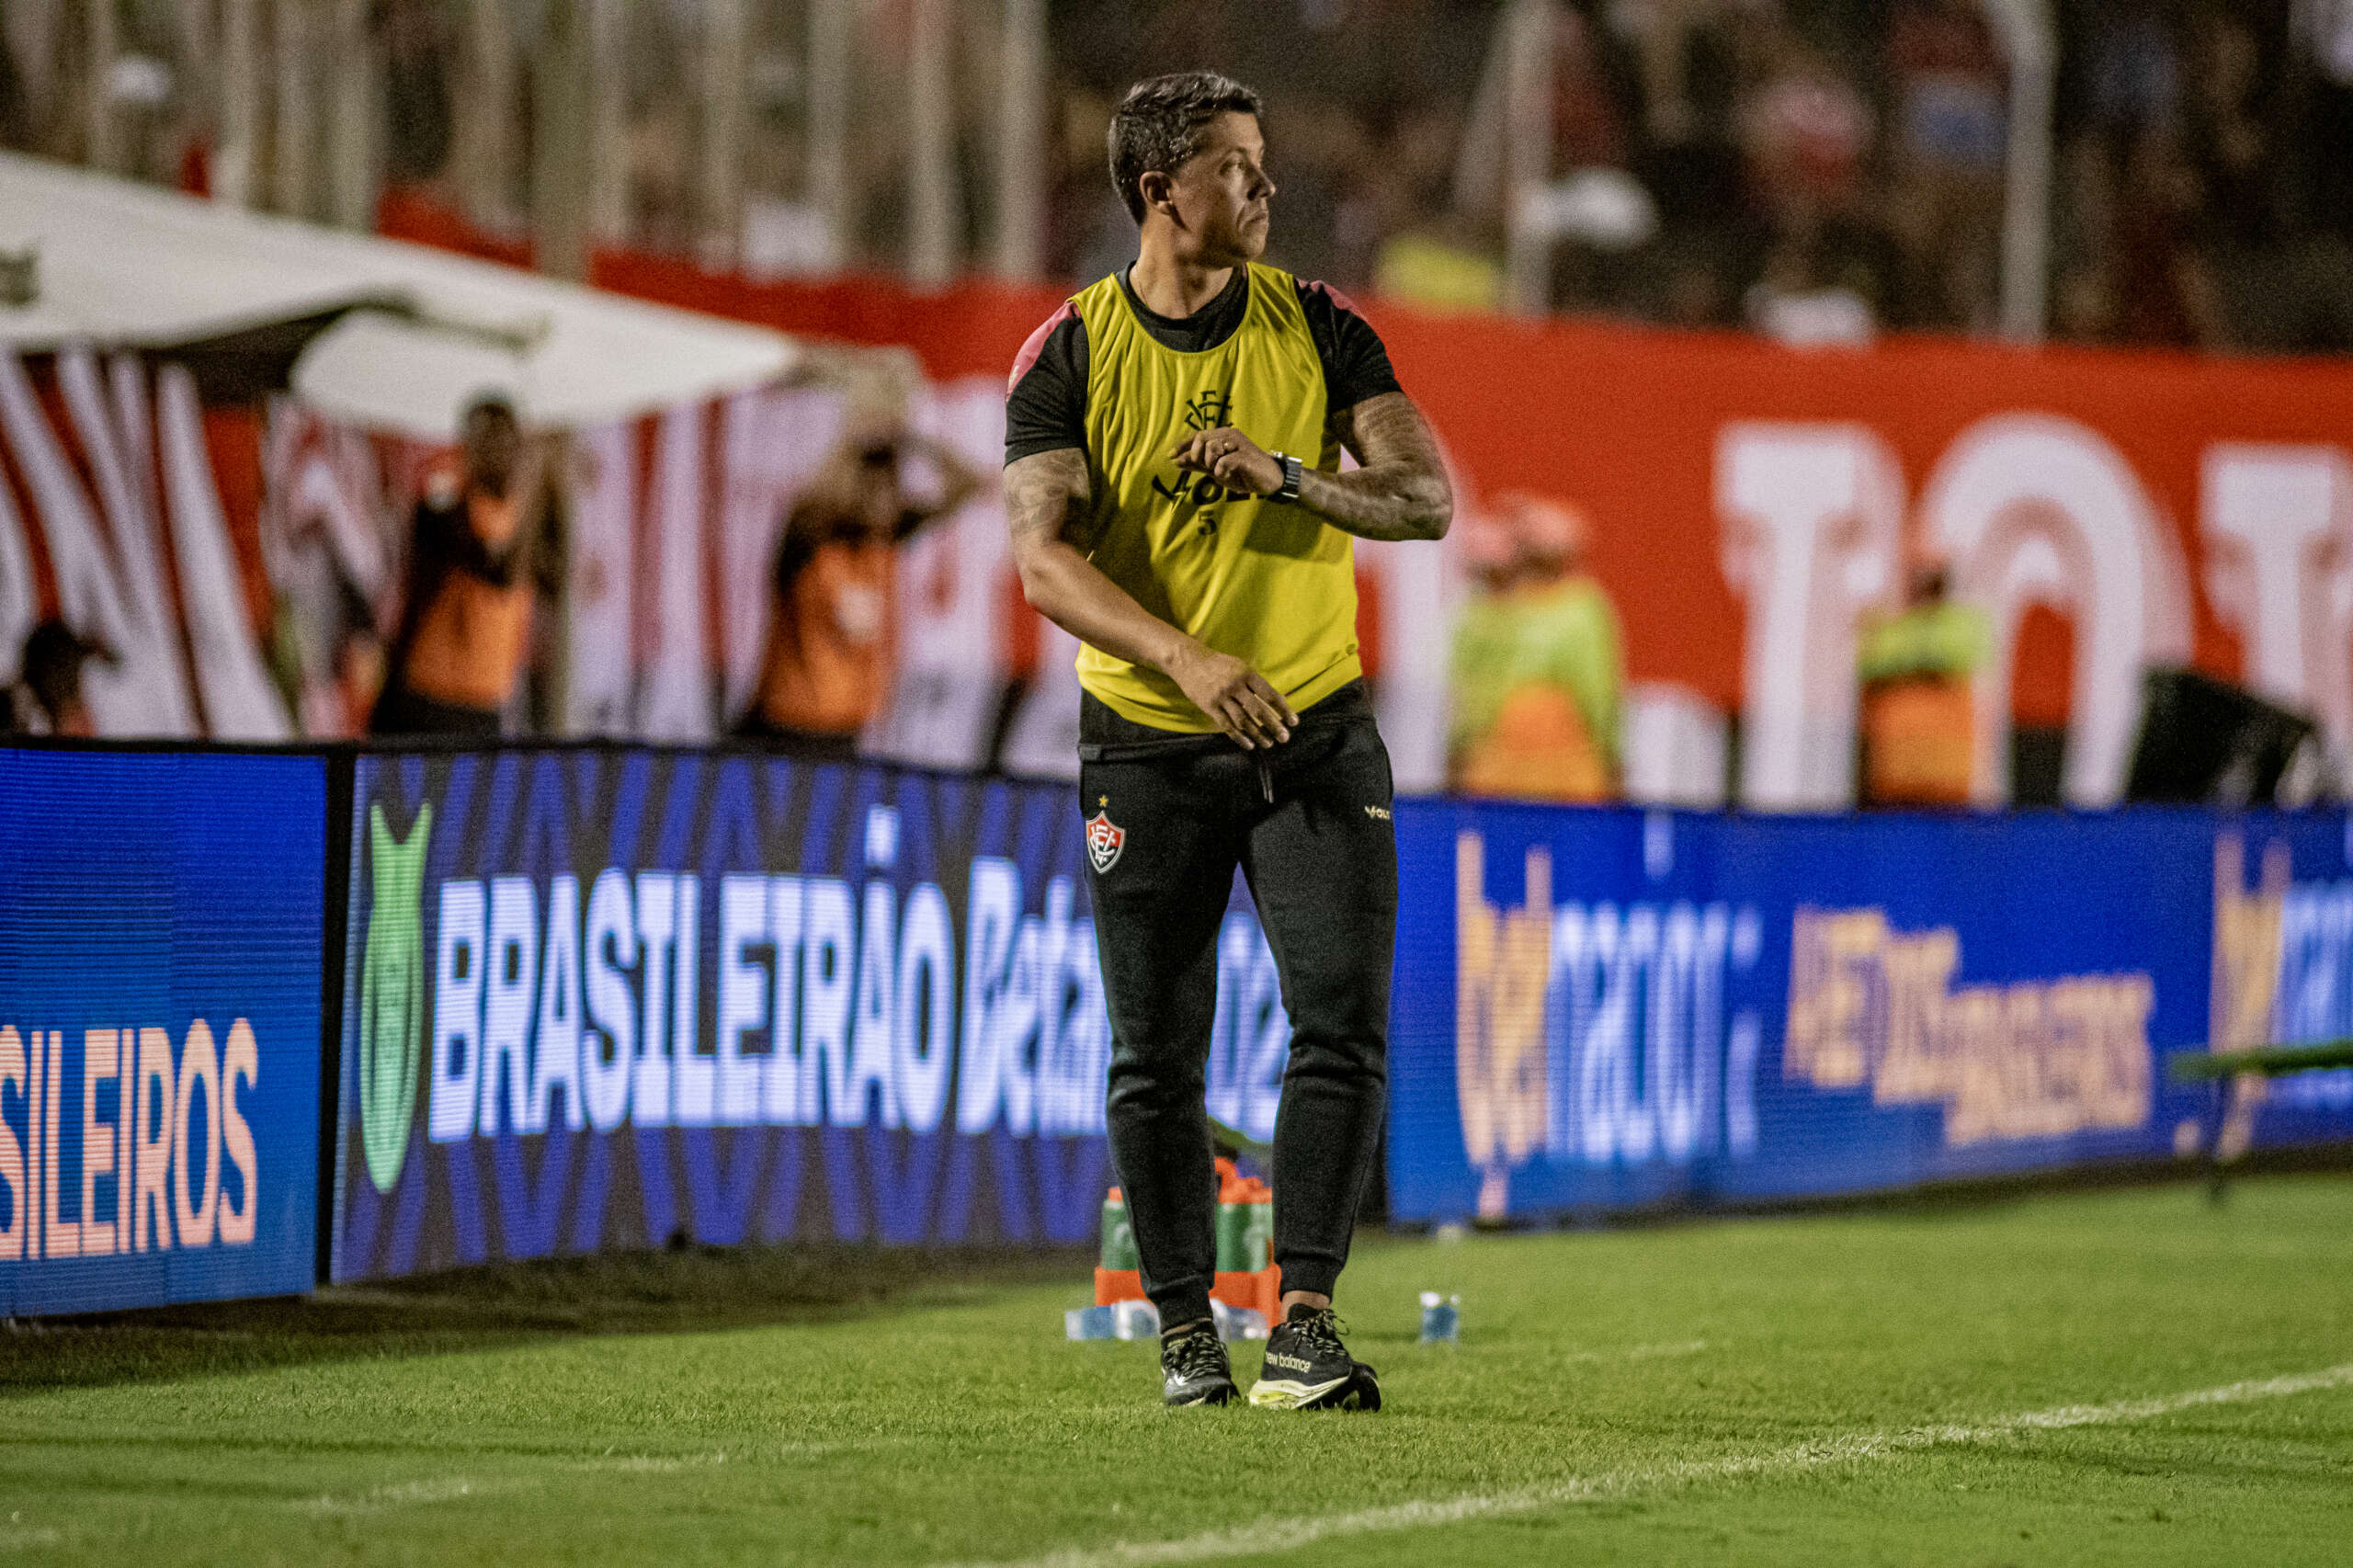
[0,1174,2347,1566]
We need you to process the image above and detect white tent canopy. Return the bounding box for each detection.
[0,153,797,439]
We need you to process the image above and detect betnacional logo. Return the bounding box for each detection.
[1456,836,1551,1218]
[0,1021,264,1262]
[358,802,433,1193]
[2205,832,2353,1155]
[1783,907,2154,1145]
[1454,833,1764,1216]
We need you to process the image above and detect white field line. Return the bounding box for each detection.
[291,1476,499,1516]
[945,1361,2353,1568]
[574,1450,732,1474]
[1562,1338,1709,1364]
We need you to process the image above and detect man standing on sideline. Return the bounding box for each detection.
[1449,495,1625,802]
[1858,557,1988,806]
[1004,72,1451,1410]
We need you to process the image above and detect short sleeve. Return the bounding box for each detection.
[1005,302,1090,465]
[1297,279,1403,414]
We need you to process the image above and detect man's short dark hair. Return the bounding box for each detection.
[1108,72,1264,225]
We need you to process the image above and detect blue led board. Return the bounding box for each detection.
[1392,800,2353,1222]
[0,750,325,1313]
[334,751,1283,1279]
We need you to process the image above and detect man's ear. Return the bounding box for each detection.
[1138,169,1177,221]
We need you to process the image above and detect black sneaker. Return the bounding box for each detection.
[1160,1319,1237,1407]
[1248,1305,1381,1411]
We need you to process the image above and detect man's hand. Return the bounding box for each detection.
[1165,641,1296,750]
[1170,426,1282,498]
[1006,449,1294,748]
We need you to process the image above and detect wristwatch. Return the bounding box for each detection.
[1270,451,1304,504]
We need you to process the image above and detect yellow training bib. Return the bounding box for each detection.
[1072,264,1360,732]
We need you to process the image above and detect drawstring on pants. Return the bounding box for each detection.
[1256,756,1274,804]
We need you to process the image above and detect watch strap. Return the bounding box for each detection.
[1273,451,1304,504]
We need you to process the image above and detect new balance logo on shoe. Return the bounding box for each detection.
[1248,1308,1383,1412]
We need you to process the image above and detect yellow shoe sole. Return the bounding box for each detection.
[1246,1375,1355,1410]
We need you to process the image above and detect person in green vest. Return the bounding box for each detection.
[1858,559,1991,806]
[1449,494,1624,802]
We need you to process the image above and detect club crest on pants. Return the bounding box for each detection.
[1086,810,1126,874]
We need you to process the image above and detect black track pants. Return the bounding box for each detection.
[1079,680,1398,1329]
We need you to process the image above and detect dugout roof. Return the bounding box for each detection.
[0,152,796,438]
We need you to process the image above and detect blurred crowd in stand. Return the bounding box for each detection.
[1049,0,2353,350]
[4,1,2352,352]
[1,0,2343,792]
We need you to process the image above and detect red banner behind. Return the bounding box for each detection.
[588,245,2353,805]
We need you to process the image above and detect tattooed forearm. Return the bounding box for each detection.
[1303,392,1452,542]
[1004,449,1189,674]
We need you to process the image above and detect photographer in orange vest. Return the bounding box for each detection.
[372,394,558,738]
[737,420,984,762]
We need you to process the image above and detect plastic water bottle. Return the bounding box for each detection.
[1064,1304,1117,1341]
[1211,1299,1268,1342]
[1419,1291,1461,1345]
[1112,1300,1161,1340]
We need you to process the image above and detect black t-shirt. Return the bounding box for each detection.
[1004,267,1404,466]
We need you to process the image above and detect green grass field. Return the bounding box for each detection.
[5,1172,2352,1566]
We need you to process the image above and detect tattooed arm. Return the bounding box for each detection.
[1167,391,1452,543]
[1004,448,1294,748]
